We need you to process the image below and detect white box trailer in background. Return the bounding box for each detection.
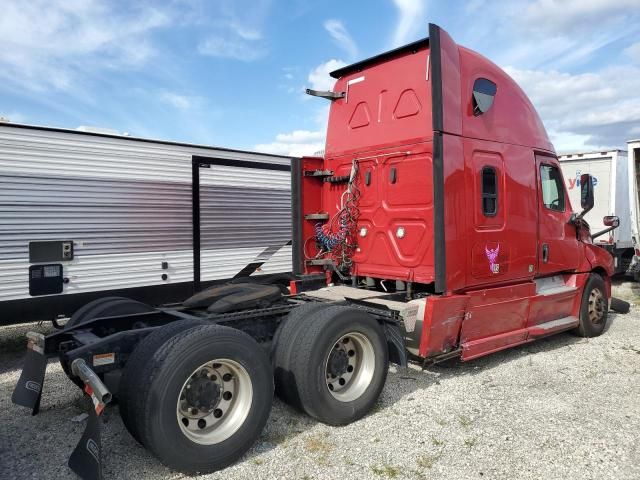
[559,149,636,277]
[0,122,293,324]
[628,139,640,279]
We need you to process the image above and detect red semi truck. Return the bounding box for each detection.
[12,24,621,479]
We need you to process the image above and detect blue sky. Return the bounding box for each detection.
[1,0,639,154]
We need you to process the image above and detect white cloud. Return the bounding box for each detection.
[275,130,324,143]
[0,0,170,92]
[0,112,27,123]
[465,0,486,13]
[547,130,599,153]
[390,0,427,47]
[314,104,331,128]
[230,24,262,41]
[523,0,639,33]
[308,59,346,91]
[198,36,266,61]
[196,2,270,62]
[324,19,358,59]
[160,92,201,110]
[625,42,640,63]
[254,129,325,156]
[505,65,640,150]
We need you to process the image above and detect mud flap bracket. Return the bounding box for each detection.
[68,359,112,480]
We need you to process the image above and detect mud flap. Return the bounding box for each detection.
[384,322,408,368]
[69,401,103,480]
[68,385,105,480]
[11,333,47,415]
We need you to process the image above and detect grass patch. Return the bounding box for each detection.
[266,430,292,445]
[622,345,640,354]
[417,452,441,469]
[458,415,473,427]
[303,434,334,455]
[0,335,28,354]
[464,437,477,448]
[371,464,401,478]
[431,436,444,446]
[434,417,448,426]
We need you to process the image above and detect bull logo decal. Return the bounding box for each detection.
[485,245,500,274]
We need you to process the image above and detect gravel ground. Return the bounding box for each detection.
[1,297,639,480]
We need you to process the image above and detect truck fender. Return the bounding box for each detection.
[383,322,408,368]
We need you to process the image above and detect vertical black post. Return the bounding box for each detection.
[429,23,446,294]
[192,159,201,293]
[290,157,303,276]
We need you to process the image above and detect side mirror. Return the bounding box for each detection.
[603,215,619,227]
[579,173,594,216]
[592,214,621,241]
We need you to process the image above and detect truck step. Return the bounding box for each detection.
[535,276,578,296]
[537,285,578,296]
[528,316,578,336]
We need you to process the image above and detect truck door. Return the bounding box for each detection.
[535,154,581,275]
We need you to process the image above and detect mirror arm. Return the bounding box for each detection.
[576,204,593,220]
[591,225,618,241]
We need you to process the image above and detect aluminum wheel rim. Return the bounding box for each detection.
[176,359,252,445]
[588,287,606,325]
[324,331,375,402]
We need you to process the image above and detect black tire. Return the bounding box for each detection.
[610,297,631,314]
[118,319,207,443]
[272,302,329,408]
[136,324,273,474]
[573,274,608,337]
[289,305,389,425]
[61,298,154,387]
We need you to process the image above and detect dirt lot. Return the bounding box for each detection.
[1,297,639,480]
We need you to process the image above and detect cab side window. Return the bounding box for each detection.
[540,164,565,212]
[481,166,497,216]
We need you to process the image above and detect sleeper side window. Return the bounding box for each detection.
[540,164,565,212]
[481,166,497,216]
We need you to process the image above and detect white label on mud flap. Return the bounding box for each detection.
[93,353,115,367]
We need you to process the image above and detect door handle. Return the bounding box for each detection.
[542,244,549,263]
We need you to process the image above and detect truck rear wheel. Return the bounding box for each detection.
[573,274,608,337]
[272,302,328,408]
[118,319,206,443]
[134,324,272,474]
[288,306,388,425]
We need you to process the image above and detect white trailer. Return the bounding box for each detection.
[559,149,635,277]
[0,122,293,324]
[628,139,640,279]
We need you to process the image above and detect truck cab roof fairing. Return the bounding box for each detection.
[330,38,430,80]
